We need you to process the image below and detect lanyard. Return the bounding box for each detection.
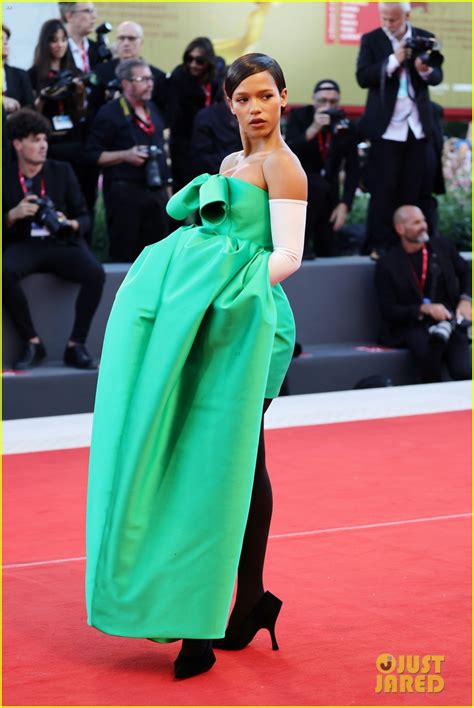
[411,245,429,293]
[80,47,90,73]
[202,82,212,107]
[18,168,46,198]
[316,129,331,162]
[120,96,155,136]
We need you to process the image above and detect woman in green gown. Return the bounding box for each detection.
[86,53,307,679]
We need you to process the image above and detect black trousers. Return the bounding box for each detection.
[399,322,471,383]
[3,237,105,343]
[304,173,336,257]
[104,181,169,262]
[365,132,429,252]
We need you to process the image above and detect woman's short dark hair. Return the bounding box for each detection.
[225,53,286,99]
[182,36,216,80]
[2,23,11,39]
[32,19,72,88]
[8,108,51,140]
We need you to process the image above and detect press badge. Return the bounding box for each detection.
[52,114,74,131]
[30,222,50,238]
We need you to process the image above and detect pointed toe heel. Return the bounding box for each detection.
[174,642,216,679]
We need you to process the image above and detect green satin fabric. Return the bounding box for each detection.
[86,173,295,640]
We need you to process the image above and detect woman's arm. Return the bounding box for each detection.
[262,149,308,285]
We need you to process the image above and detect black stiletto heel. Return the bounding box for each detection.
[174,641,216,679]
[213,591,282,651]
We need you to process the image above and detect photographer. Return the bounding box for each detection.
[285,80,359,258]
[85,59,170,262]
[2,24,34,113]
[58,2,102,71]
[375,205,471,383]
[89,21,167,120]
[356,2,444,259]
[3,109,105,370]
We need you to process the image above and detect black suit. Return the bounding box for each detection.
[189,102,242,178]
[356,26,444,252]
[375,238,471,382]
[66,37,102,71]
[4,64,34,107]
[285,105,359,256]
[2,159,104,344]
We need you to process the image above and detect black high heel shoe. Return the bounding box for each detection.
[213,591,282,651]
[174,640,216,680]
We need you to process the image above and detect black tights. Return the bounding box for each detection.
[180,398,273,657]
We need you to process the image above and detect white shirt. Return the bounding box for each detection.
[382,23,433,142]
[68,37,90,72]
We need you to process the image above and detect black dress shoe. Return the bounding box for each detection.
[174,641,216,680]
[213,591,282,651]
[14,341,46,370]
[64,343,95,369]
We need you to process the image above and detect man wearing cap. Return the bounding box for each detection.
[286,79,359,258]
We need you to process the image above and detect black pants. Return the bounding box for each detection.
[304,173,336,257]
[400,322,471,383]
[105,181,169,262]
[3,237,105,343]
[365,132,429,252]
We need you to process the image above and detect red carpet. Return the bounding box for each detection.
[3,411,471,705]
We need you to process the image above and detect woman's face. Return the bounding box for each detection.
[185,48,208,78]
[229,71,287,137]
[49,30,68,61]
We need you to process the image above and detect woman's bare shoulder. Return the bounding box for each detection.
[219,151,244,175]
[262,147,307,200]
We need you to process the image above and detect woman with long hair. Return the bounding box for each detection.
[86,53,307,680]
[28,19,86,162]
[167,36,223,191]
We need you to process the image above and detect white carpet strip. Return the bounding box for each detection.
[3,380,471,455]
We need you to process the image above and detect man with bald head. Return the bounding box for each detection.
[375,205,471,383]
[357,2,444,258]
[90,21,167,118]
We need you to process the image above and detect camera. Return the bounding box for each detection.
[96,22,113,63]
[139,145,163,188]
[428,316,471,343]
[41,69,92,100]
[32,196,73,240]
[320,107,351,134]
[404,36,444,68]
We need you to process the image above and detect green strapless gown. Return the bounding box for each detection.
[86,173,295,641]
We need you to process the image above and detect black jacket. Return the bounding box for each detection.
[85,97,169,185]
[167,64,220,143]
[375,238,471,344]
[356,26,443,140]
[4,64,34,107]
[3,159,91,245]
[65,37,102,71]
[189,102,242,178]
[285,105,359,209]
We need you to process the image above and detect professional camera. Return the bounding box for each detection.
[404,36,444,68]
[139,145,163,188]
[106,77,122,99]
[32,196,74,239]
[96,22,113,63]
[40,69,92,100]
[428,315,471,343]
[321,107,351,134]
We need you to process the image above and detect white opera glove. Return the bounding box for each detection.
[268,199,307,285]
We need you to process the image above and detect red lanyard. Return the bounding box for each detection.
[202,82,212,107]
[80,47,90,72]
[412,245,429,293]
[316,130,331,162]
[133,111,155,136]
[18,168,46,197]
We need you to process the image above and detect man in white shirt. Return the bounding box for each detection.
[356,2,443,259]
[58,2,99,72]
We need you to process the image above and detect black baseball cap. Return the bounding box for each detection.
[313,79,340,94]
